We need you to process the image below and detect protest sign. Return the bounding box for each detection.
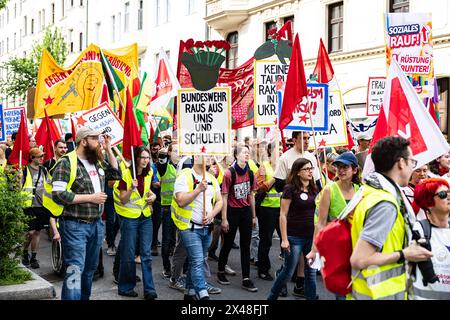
[385,13,433,99]
[178,87,231,155]
[0,105,4,142]
[254,59,289,127]
[309,90,348,148]
[0,107,26,142]
[366,77,386,116]
[284,83,329,131]
[73,102,123,146]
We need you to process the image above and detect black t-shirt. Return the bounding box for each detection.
[282,184,317,238]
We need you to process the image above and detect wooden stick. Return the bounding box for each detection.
[112,146,130,168]
[202,155,206,222]
[19,150,22,169]
[323,148,328,183]
[306,97,324,189]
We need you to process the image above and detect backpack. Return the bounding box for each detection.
[314,218,353,296]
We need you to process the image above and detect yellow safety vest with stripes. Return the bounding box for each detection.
[260,161,280,208]
[113,164,153,219]
[248,159,259,174]
[170,168,217,231]
[22,167,34,208]
[160,163,177,206]
[42,152,78,216]
[349,185,406,300]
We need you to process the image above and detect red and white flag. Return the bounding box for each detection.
[151,48,180,112]
[363,60,448,178]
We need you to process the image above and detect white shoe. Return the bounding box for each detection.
[224,264,236,276]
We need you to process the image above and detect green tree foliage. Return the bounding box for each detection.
[0,169,32,285]
[0,0,7,11]
[0,26,68,101]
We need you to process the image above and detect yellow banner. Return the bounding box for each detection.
[34,43,138,118]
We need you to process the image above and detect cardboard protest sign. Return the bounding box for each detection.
[0,107,26,142]
[309,90,348,148]
[366,77,386,116]
[73,102,123,146]
[178,87,231,155]
[0,105,5,142]
[284,83,329,131]
[385,13,434,99]
[254,59,289,127]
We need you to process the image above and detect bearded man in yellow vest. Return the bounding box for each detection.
[350,136,433,300]
[172,154,223,300]
[51,126,120,300]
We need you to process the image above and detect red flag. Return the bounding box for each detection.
[100,83,109,105]
[122,87,143,160]
[313,38,334,84]
[279,34,308,130]
[70,116,77,141]
[343,123,355,150]
[277,20,293,42]
[8,111,30,166]
[35,110,61,162]
[363,60,448,177]
[132,76,141,99]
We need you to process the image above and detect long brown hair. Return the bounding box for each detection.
[132,145,152,177]
[286,158,317,194]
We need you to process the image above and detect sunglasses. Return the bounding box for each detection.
[434,190,450,199]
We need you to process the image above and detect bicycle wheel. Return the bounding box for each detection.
[51,240,63,275]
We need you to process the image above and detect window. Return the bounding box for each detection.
[38,12,41,32]
[164,0,170,23]
[155,0,161,26]
[138,0,143,30]
[71,0,74,7]
[124,2,130,32]
[19,29,22,46]
[52,3,55,24]
[6,7,9,24]
[42,10,45,29]
[24,16,27,35]
[328,2,343,53]
[31,18,34,34]
[79,32,83,51]
[187,0,196,15]
[14,3,16,19]
[283,15,295,39]
[111,15,116,42]
[118,12,121,40]
[62,0,65,17]
[13,32,16,50]
[80,0,83,6]
[437,78,449,134]
[69,29,73,52]
[95,22,101,44]
[265,21,277,41]
[226,32,238,69]
[6,37,9,53]
[389,0,409,12]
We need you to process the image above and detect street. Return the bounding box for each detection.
[33,227,334,300]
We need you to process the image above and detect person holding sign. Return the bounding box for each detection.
[217,145,258,292]
[114,146,158,300]
[172,155,223,300]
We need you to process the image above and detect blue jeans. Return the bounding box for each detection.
[118,215,156,295]
[60,218,104,300]
[161,206,176,272]
[268,236,317,300]
[180,227,211,299]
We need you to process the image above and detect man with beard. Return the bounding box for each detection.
[51,126,121,300]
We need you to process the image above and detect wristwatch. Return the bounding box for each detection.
[396,250,405,264]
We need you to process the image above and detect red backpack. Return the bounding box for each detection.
[314,218,353,296]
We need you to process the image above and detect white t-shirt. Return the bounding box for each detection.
[273,148,321,182]
[174,169,220,226]
[79,159,102,193]
[409,222,450,300]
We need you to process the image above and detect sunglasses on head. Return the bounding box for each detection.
[434,190,450,199]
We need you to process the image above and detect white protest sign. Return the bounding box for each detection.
[309,90,348,148]
[178,87,231,155]
[0,107,26,142]
[285,83,329,131]
[254,59,289,127]
[366,77,386,116]
[74,102,124,146]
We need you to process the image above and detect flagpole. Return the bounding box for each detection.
[19,150,22,169]
[202,155,206,223]
[305,97,324,189]
[113,146,130,168]
[131,145,136,180]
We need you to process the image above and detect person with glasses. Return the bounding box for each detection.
[409,178,450,299]
[114,146,158,300]
[21,148,52,269]
[349,136,432,300]
[268,158,318,300]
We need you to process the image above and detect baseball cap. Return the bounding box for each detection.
[29,147,44,158]
[333,151,358,167]
[75,126,102,144]
[358,133,372,141]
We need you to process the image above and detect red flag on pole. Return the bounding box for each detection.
[279,34,308,130]
[35,111,59,162]
[313,38,334,84]
[70,116,77,141]
[276,20,293,42]
[8,110,30,166]
[122,87,143,160]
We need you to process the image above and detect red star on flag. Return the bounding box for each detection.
[319,139,327,147]
[200,146,206,153]
[44,95,54,105]
[77,116,87,127]
[299,114,309,124]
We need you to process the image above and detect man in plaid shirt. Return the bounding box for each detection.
[52,126,120,300]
